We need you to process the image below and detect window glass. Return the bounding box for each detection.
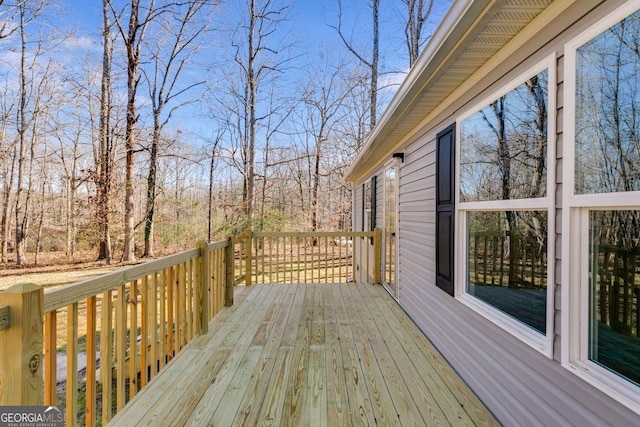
[467,210,548,333]
[589,210,640,385]
[575,10,640,194]
[460,70,548,202]
[363,180,372,231]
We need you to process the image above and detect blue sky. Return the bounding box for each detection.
[48,0,452,143]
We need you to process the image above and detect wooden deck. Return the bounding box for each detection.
[108,283,498,426]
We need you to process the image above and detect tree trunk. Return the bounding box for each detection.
[311,139,321,233]
[0,146,16,263]
[142,118,159,258]
[14,3,28,265]
[370,0,379,130]
[245,0,257,220]
[97,0,113,264]
[208,147,215,241]
[122,0,141,263]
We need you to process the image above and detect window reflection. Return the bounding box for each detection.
[363,180,373,231]
[575,10,640,194]
[467,210,547,333]
[589,210,640,385]
[460,71,548,202]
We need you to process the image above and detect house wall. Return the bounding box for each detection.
[357,0,640,425]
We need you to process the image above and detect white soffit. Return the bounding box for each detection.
[345,0,554,183]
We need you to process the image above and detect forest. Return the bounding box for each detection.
[0,0,447,267]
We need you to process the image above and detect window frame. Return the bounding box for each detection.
[455,54,557,357]
[562,1,640,411]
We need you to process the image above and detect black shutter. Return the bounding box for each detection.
[370,175,377,231]
[436,124,455,296]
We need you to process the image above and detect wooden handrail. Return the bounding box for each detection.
[253,230,374,238]
[44,248,200,313]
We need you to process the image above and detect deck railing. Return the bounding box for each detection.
[0,230,379,426]
[0,239,232,427]
[232,230,380,285]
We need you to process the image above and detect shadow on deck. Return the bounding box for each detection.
[108,283,498,426]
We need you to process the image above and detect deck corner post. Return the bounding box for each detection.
[373,227,382,284]
[196,240,210,335]
[0,283,44,405]
[245,229,253,286]
[225,236,235,307]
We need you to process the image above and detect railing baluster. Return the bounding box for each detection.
[101,290,113,424]
[338,236,342,282]
[331,236,335,283]
[44,311,57,406]
[166,267,174,360]
[176,265,182,350]
[86,296,97,427]
[275,236,279,284]
[297,236,301,283]
[129,280,138,399]
[115,284,127,411]
[324,236,328,283]
[159,269,167,370]
[66,303,78,427]
[140,276,149,388]
[150,273,158,380]
[312,236,315,282]
[186,260,193,341]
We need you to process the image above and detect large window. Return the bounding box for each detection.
[457,57,555,354]
[565,3,640,406]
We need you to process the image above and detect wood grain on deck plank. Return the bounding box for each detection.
[109,284,498,427]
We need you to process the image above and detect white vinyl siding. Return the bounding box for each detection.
[353,0,640,423]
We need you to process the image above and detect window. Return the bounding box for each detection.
[362,176,376,233]
[564,3,640,408]
[457,56,555,354]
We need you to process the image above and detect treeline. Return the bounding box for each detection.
[0,0,445,266]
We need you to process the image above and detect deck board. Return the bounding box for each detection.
[108,283,499,427]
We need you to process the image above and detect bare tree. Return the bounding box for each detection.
[142,0,210,257]
[301,57,355,232]
[0,0,19,40]
[14,0,48,265]
[402,0,435,67]
[0,86,16,262]
[232,0,291,221]
[331,0,379,130]
[96,0,115,263]
[206,131,222,241]
[108,0,170,262]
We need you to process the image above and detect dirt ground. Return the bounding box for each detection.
[0,251,141,291]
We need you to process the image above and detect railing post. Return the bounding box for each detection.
[0,283,44,405]
[373,228,382,285]
[197,240,210,335]
[245,229,253,286]
[225,236,235,307]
